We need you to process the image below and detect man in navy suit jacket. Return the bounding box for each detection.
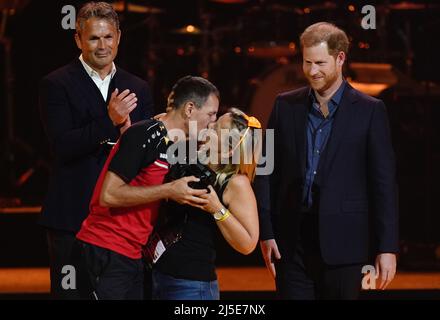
[39,2,153,299]
[255,22,398,299]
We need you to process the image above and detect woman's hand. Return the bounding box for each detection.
[197,185,224,215]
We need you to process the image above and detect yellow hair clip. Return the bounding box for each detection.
[243,114,262,129]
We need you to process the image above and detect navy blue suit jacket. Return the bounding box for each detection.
[254,84,399,265]
[39,59,154,232]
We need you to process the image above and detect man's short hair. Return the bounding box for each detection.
[300,22,350,57]
[167,76,220,110]
[76,2,119,34]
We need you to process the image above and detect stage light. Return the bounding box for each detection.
[186,25,196,33]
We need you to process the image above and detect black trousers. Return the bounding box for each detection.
[275,214,363,300]
[46,229,82,299]
[78,241,145,300]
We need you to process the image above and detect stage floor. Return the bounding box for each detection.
[1,267,439,294]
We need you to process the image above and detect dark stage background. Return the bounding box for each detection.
[0,0,439,269]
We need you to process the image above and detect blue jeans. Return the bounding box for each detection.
[152,269,220,300]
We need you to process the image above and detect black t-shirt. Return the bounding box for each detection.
[154,175,232,281]
[76,119,171,259]
[109,119,169,182]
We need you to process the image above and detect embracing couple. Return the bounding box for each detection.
[76,75,262,300]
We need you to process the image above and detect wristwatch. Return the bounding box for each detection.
[213,207,228,221]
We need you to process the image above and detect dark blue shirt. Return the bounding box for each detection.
[302,81,346,208]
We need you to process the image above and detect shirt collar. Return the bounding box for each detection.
[330,79,346,106]
[309,79,346,118]
[79,54,116,80]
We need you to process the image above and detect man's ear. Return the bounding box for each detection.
[184,101,195,118]
[74,33,82,50]
[337,51,346,67]
[117,29,121,45]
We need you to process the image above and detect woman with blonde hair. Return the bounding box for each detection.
[151,108,262,300]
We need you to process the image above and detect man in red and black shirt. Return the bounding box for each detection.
[76,76,219,299]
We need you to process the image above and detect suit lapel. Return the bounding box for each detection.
[107,70,118,104]
[68,59,107,117]
[318,84,358,184]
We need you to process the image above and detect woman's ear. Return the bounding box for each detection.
[220,143,235,160]
[220,149,231,159]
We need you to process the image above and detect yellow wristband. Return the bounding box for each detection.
[217,209,231,222]
[213,207,231,221]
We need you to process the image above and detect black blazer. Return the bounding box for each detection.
[254,84,399,265]
[39,59,154,232]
